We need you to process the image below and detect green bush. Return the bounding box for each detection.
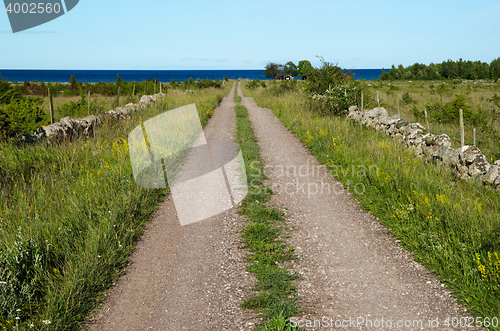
[310,84,358,116]
[268,80,298,96]
[402,92,414,105]
[194,79,222,89]
[414,94,487,125]
[0,79,11,100]
[57,93,102,119]
[305,59,345,95]
[246,79,267,89]
[491,93,500,107]
[0,97,49,138]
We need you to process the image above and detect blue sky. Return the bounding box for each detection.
[1,0,499,70]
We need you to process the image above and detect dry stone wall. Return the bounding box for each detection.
[347,105,500,190]
[18,93,166,144]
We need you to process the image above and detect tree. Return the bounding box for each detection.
[263,62,283,78]
[70,74,77,91]
[284,61,298,76]
[441,60,459,79]
[0,75,10,99]
[491,58,500,79]
[297,60,314,79]
[379,68,391,80]
[305,58,344,95]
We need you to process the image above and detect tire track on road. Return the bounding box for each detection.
[88,82,255,331]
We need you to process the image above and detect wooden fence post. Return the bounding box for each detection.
[48,88,54,124]
[460,109,464,147]
[87,91,91,116]
[398,93,401,116]
[377,91,380,108]
[361,91,364,111]
[160,82,162,94]
[473,128,476,146]
[424,107,430,134]
[115,86,121,108]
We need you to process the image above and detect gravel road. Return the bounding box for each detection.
[87,81,477,331]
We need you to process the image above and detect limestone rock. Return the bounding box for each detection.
[483,165,500,184]
[43,123,66,140]
[140,95,153,104]
[59,117,74,130]
[494,176,500,190]
[431,146,459,166]
[18,134,40,144]
[348,105,358,113]
[386,124,396,135]
[469,162,490,179]
[365,107,388,118]
[351,112,362,121]
[433,134,452,148]
[395,119,408,129]
[379,114,400,126]
[459,146,486,166]
[456,164,469,178]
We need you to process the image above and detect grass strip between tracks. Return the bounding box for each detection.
[235,99,304,330]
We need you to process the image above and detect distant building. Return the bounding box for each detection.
[276,74,293,80]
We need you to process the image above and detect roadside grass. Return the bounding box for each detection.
[234,97,303,330]
[365,80,500,160]
[243,85,500,326]
[41,94,135,123]
[0,86,228,330]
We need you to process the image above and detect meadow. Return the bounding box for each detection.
[367,80,500,160]
[243,80,500,326]
[0,85,229,330]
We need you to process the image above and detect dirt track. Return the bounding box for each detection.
[88,82,255,330]
[88,82,473,331]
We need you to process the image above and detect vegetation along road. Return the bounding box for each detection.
[2,70,496,329]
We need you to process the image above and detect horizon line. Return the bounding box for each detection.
[0,68,386,71]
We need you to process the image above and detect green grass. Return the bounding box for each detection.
[234,84,242,104]
[0,86,228,330]
[234,95,302,330]
[243,84,500,327]
[366,80,500,160]
[42,93,137,123]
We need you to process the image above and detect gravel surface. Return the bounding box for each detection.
[238,83,477,331]
[87,83,257,331]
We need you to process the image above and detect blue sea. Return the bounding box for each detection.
[0,69,384,83]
